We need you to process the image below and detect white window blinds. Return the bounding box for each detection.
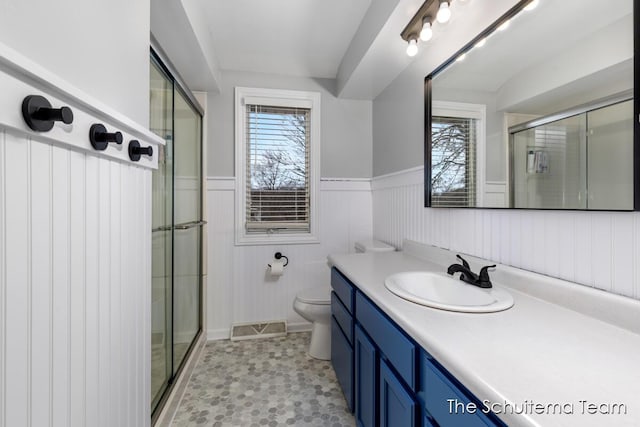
[245,104,311,232]
[431,115,477,207]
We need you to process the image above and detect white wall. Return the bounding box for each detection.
[0,4,157,426]
[206,70,373,178]
[0,51,162,427]
[206,178,373,339]
[203,70,375,337]
[372,168,640,300]
[0,0,150,126]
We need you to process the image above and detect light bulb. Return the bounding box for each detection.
[406,38,418,57]
[475,38,487,48]
[420,20,433,42]
[498,19,510,31]
[437,2,451,24]
[456,53,467,62]
[524,0,539,11]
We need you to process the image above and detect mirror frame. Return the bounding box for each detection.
[424,0,640,210]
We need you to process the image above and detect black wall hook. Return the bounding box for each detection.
[22,95,73,132]
[90,124,123,151]
[128,140,153,161]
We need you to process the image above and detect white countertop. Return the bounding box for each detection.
[328,241,640,427]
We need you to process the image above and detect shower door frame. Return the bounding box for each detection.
[150,47,205,423]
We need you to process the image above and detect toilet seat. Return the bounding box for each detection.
[296,287,330,305]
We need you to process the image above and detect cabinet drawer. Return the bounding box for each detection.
[331,317,354,412]
[332,292,353,345]
[420,354,500,427]
[331,268,355,313]
[356,291,416,390]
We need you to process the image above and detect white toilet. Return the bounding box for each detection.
[293,239,395,360]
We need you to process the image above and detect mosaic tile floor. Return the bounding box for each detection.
[171,332,355,426]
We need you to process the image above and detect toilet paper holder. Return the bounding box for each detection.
[268,252,289,268]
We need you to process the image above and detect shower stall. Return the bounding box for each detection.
[510,97,634,210]
[149,51,204,418]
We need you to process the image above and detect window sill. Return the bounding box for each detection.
[235,232,320,246]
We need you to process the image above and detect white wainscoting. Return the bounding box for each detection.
[0,43,161,427]
[206,177,373,340]
[372,166,640,301]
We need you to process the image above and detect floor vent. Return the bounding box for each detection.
[230,320,287,341]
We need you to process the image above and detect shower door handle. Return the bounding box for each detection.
[152,221,207,232]
[173,220,207,230]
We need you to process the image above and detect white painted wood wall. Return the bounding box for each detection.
[206,178,373,339]
[0,43,163,427]
[372,167,640,300]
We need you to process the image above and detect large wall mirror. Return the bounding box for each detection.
[425,0,638,210]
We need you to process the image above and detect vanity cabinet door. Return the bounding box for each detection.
[355,325,377,427]
[380,359,417,427]
[331,317,354,412]
[423,413,438,427]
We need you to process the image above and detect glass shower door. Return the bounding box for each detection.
[150,60,174,410]
[172,89,202,371]
[149,53,203,419]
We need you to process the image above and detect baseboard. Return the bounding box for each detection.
[207,328,230,341]
[287,321,312,333]
[153,333,207,427]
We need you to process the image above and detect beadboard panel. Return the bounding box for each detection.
[206,178,373,339]
[372,167,640,301]
[0,131,152,427]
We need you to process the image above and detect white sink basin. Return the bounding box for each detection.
[384,271,514,313]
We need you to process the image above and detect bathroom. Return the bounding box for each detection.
[0,0,639,426]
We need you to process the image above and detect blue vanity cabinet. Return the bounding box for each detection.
[331,317,353,412]
[355,290,418,427]
[331,268,504,427]
[354,324,377,427]
[331,268,355,412]
[418,353,506,427]
[380,358,417,427]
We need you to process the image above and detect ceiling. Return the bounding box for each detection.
[199,0,371,79]
[150,0,526,99]
[433,0,633,114]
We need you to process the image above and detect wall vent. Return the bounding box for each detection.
[230,320,287,341]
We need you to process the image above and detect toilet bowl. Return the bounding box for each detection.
[293,286,331,360]
[294,240,395,360]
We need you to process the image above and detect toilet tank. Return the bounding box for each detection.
[354,239,395,253]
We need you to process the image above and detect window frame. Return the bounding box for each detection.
[431,100,486,207]
[234,86,321,245]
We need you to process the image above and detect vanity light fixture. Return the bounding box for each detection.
[498,19,511,31]
[406,36,419,56]
[401,0,462,56]
[437,1,452,24]
[420,18,433,41]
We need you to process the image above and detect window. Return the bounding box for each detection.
[235,87,320,245]
[431,101,485,207]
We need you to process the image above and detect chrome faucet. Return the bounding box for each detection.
[447,254,495,289]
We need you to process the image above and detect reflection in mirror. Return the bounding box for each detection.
[427,0,635,210]
[511,98,634,209]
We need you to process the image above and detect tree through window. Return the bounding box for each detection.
[431,115,477,207]
[246,105,311,231]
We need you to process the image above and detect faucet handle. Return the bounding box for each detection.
[456,254,471,270]
[478,265,496,288]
